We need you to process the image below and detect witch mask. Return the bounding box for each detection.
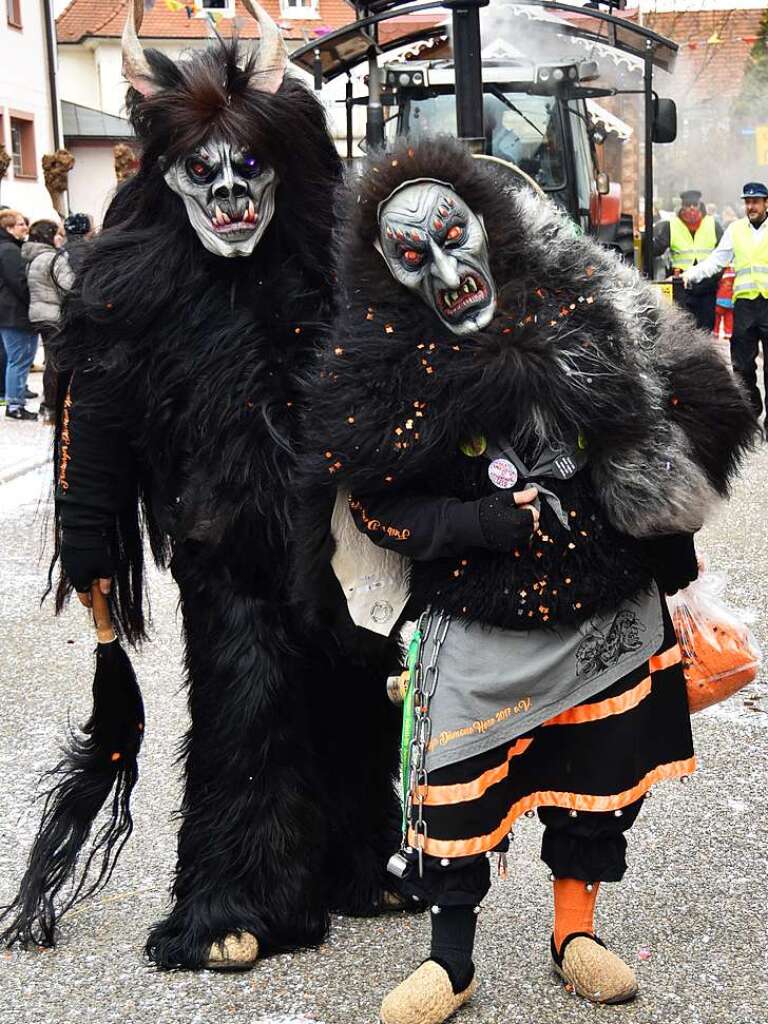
[376,180,496,335]
[163,141,277,258]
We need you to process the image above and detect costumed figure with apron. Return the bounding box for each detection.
[297,137,756,1024]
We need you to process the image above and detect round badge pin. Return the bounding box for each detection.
[488,458,518,489]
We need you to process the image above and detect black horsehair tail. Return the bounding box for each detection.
[0,638,144,948]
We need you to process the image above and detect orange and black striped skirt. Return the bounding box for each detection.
[407,601,695,861]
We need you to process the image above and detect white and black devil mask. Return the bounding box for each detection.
[163,142,277,258]
[122,0,287,259]
[375,179,496,335]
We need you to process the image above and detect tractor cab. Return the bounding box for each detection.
[291,0,679,274]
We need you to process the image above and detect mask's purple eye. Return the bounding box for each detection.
[240,153,262,177]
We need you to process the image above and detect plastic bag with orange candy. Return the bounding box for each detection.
[668,573,761,714]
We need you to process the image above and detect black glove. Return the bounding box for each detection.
[477,490,538,552]
[60,525,116,594]
[641,533,699,597]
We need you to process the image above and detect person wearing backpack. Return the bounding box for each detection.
[22,219,72,421]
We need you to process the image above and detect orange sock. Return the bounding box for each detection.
[553,878,600,955]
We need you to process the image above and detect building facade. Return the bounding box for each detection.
[0,0,61,219]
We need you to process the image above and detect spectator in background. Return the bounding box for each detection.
[23,219,69,422]
[0,209,39,421]
[653,189,723,330]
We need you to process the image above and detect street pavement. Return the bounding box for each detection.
[0,368,53,483]
[0,398,766,1024]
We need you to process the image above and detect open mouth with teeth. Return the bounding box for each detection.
[436,273,489,320]
[209,200,259,235]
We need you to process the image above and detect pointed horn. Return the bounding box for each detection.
[122,0,155,96]
[240,0,288,94]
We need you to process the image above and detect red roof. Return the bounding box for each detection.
[57,0,356,43]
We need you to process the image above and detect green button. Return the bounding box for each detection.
[460,436,488,457]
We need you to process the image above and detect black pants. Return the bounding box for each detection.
[684,290,717,333]
[731,296,768,418]
[40,326,58,411]
[400,798,645,907]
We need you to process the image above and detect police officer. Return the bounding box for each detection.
[684,182,768,418]
[655,189,722,330]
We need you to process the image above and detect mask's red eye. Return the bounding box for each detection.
[403,249,423,265]
[446,225,463,242]
[186,157,213,181]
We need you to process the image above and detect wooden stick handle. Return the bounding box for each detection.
[91,585,116,644]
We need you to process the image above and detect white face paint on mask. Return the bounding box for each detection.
[375,180,496,336]
[163,138,278,258]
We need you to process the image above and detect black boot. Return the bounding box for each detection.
[429,904,478,993]
[5,407,38,421]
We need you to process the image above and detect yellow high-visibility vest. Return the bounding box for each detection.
[731,218,768,300]
[669,215,717,270]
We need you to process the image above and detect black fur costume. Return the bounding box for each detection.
[16,42,402,968]
[297,138,755,628]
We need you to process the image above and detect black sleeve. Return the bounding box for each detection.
[56,370,136,534]
[639,533,698,597]
[652,220,671,258]
[0,243,30,305]
[348,489,537,560]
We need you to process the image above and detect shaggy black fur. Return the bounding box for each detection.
[5,41,402,967]
[296,137,756,631]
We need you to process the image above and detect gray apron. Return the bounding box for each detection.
[420,583,664,773]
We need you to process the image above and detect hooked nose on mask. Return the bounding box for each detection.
[428,238,461,289]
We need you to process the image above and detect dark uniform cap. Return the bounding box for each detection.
[680,189,702,206]
[741,182,768,199]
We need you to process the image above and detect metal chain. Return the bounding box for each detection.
[406,607,450,877]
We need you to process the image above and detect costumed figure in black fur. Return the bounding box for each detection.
[0,0,404,970]
[297,138,756,1022]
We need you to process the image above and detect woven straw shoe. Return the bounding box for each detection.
[380,960,476,1024]
[205,931,260,971]
[552,933,638,1004]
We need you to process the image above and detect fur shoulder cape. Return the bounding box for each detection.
[300,137,755,542]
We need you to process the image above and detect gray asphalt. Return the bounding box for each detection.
[0,444,766,1024]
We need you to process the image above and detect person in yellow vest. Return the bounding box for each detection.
[684,182,768,418]
[654,189,722,330]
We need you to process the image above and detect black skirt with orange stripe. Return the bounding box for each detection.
[406,597,695,865]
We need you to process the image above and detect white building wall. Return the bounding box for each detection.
[0,0,60,220]
[66,142,118,224]
[58,45,99,110]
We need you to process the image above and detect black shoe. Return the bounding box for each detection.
[5,406,38,421]
[24,387,38,399]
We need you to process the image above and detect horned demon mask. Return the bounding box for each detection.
[122,0,286,258]
[375,179,497,335]
[163,142,277,258]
